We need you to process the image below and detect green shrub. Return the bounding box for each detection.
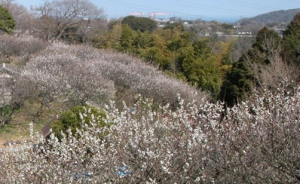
[51,105,107,140]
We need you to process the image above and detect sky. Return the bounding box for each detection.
[15,0,300,22]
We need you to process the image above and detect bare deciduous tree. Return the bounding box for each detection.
[0,0,13,9]
[0,65,27,125]
[9,3,33,31]
[34,0,105,41]
[0,73,13,124]
[250,35,298,90]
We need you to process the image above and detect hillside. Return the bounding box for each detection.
[2,3,300,182]
[0,34,209,140]
[240,8,300,26]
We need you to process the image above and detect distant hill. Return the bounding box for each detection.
[240,8,300,25]
[232,8,300,35]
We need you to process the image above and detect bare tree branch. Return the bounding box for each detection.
[34,0,105,40]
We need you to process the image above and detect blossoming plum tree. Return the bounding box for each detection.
[1,82,300,183]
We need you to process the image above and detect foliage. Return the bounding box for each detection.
[220,27,282,106]
[119,24,136,53]
[180,39,222,98]
[231,37,256,62]
[51,105,107,140]
[0,5,15,33]
[93,22,123,49]
[283,13,300,64]
[22,43,116,112]
[253,27,281,57]
[220,58,254,106]
[220,23,234,30]
[2,1,33,32]
[107,19,119,30]
[0,105,13,124]
[94,24,230,98]
[122,16,157,32]
[163,22,184,30]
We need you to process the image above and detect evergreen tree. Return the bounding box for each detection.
[0,5,15,33]
[220,56,254,106]
[220,27,281,107]
[93,18,239,98]
[134,31,154,50]
[180,39,222,98]
[93,22,122,49]
[164,22,184,31]
[122,16,157,32]
[119,24,136,53]
[283,13,300,64]
[253,27,281,64]
[139,28,172,70]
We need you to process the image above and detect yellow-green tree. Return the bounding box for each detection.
[119,24,136,54]
[93,22,122,49]
[180,39,222,98]
[139,28,172,70]
[92,21,234,98]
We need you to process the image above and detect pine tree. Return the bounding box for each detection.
[0,5,15,33]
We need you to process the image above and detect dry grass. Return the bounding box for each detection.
[0,100,64,145]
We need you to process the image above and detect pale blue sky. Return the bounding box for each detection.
[16,0,300,22]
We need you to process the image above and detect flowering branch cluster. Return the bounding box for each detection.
[0,34,48,62]
[21,42,206,111]
[1,84,300,183]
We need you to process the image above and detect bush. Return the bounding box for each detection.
[51,105,107,140]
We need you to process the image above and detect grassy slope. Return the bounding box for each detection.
[0,101,61,144]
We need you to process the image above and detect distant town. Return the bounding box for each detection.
[111,12,287,38]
